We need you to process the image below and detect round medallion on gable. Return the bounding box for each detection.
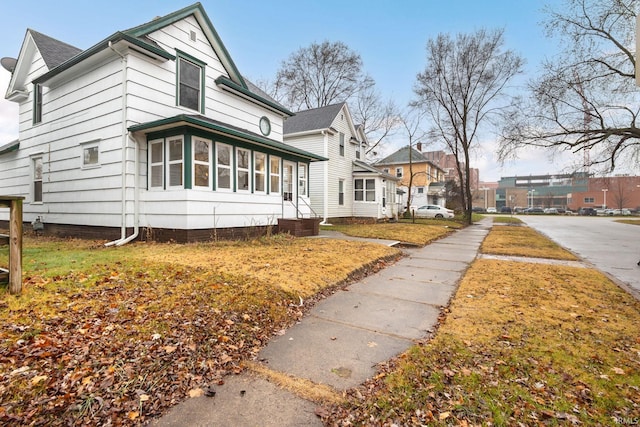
[259,116,271,136]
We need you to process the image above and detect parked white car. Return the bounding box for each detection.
[487,207,497,213]
[604,208,631,216]
[414,205,455,219]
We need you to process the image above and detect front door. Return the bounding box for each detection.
[282,161,297,218]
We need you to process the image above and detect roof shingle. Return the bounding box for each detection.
[283,103,346,134]
[29,29,82,69]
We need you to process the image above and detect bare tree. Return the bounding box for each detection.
[349,79,400,157]
[396,109,428,218]
[270,41,398,155]
[500,0,640,173]
[273,41,367,111]
[413,29,524,224]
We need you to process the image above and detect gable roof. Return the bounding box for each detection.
[29,30,83,69]
[8,3,289,115]
[375,146,429,165]
[5,28,87,101]
[124,2,245,88]
[283,103,346,135]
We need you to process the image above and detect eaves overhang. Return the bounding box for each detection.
[0,139,20,155]
[33,32,174,85]
[283,128,337,138]
[129,114,327,162]
[352,160,400,181]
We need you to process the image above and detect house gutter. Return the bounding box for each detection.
[105,41,139,247]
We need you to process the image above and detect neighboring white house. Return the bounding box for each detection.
[283,103,399,223]
[0,3,324,242]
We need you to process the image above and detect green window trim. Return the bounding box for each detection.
[145,130,310,196]
[176,50,206,113]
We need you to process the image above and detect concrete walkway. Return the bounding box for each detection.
[151,219,492,427]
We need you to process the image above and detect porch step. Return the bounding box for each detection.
[277,218,321,237]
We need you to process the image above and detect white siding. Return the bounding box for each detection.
[284,105,385,220]
[2,10,304,232]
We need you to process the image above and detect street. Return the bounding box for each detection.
[517,215,640,299]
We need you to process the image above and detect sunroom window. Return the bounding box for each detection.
[193,138,211,188]
[149,140,164,188]
[216,143,232,190]
[237,148,250,191]
[167,137,183,188]
[254,152,266,192]
[355,178,375,201]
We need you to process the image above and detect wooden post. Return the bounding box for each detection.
[1,196,23,295]
[9,198,23,294]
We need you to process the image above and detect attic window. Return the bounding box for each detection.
[190,30,197,42]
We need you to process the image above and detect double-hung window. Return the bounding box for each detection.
[338,180,344,205]
[270,156,280,194]
[339,133,345,156]
[177,54,204,112]
[33,157,43,203]
[236,148,250,191]
[193,138,211,188]
[216,143,232,190]
[254,152,266,192]
[149,140,164,189]
[167,137,184,188]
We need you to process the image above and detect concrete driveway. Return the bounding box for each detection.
[518,215,640,299]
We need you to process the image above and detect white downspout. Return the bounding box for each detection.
[320,130,330,225]
[105,41,139,246]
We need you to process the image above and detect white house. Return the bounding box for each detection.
[0,3,324,242]
[283,103,399,223]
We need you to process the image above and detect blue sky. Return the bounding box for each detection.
[0,0,580,181]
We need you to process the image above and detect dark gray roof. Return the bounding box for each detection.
[29,29,82,69]
[284,103,346,135]
[375,146,430,165]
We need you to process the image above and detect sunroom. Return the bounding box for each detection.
[129,114,326,241]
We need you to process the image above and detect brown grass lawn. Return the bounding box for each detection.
[0,234,400,426]
[325,220,460,246]
[481,224,578,260]
[325,224,640,425]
